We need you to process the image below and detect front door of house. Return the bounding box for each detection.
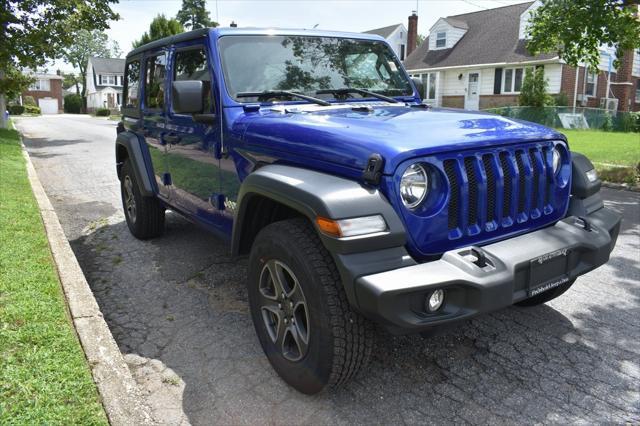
[465,72,479,110]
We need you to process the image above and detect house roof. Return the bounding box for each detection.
[90,57,125,74]
[363,24,403,39]
[443,18,468,30]
[404,1,557,70]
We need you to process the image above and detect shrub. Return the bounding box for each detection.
[64,94,82,114]
[24,105,41,114]
[519,67,552,108]
[600,113,614,131]
[553,92,569,107]
[7,104,25,115]
[598,165,639,186]
[23,95,36,106]
[95,108,111,116]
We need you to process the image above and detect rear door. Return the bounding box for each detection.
[141,50,171,200]
[165,41,225,227]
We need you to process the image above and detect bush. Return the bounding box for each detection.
[553,92,569,107]
[23,95,36,106]
[600,113,614,131]
[95,108,111,117]
[24,105,41,115]
[519,68,552,108]
[63,94,82,114]
[7,105,25,115]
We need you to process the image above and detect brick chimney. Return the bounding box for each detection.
[407,11,418,56]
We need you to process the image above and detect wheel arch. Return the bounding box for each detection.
[115,131,155,197]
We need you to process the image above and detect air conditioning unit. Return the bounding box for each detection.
[599,97,618,112]
[576,94,588,106]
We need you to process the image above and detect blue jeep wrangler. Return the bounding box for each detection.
[116,28,621,394]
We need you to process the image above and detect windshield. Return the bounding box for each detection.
[218,35,414,102]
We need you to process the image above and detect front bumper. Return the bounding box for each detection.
[355,206,621,333]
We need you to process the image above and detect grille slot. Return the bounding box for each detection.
[529,149,540,211]
[515,151,526,214]
[482,154,496,223]
[499,152,512,218]
[444,160,459,230]
[464,157,478,226]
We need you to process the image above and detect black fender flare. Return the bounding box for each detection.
[232,164,410,308]
[232,164,406,256]
[115,131,155,197]
[567,152,604,218]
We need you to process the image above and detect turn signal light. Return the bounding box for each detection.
[316,215,387,238]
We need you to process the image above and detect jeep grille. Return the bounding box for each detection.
[444,143,557,236]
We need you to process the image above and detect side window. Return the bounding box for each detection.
[173,47,213,113]
[123,59,140,111]
[145,54,167,110]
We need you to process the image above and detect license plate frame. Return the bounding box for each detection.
[528,249,570,297]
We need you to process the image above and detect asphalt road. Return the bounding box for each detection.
[15,115,640,425]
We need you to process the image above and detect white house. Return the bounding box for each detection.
[364,23,409,61]
[86,57,125,111]
[404,1,640,112]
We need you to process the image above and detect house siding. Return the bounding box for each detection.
[22,79,63,111]
[429,19,466,51]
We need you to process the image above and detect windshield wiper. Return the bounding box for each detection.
[316,88,399,104]
[236,90,331,106]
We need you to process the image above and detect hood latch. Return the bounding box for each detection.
[362,153,384,186]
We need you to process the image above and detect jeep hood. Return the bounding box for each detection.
[235,104,564,175]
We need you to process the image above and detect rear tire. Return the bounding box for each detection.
[515,279,576,307]
[120,159,165,239]
[248,218,374,394]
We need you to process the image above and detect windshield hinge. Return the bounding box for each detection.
[362,153,384,186]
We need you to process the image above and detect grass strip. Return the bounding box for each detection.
[0,127,107,424]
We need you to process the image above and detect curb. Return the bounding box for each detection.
[21,142,155,425]
[601,181,640,193]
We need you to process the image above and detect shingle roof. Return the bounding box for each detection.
[363,24,402,39]
[90,57,125,74]
[404,1,557,70]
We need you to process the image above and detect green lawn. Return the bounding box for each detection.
[0,127,107,424]
[560,129,640,167]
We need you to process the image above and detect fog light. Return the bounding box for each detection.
[426,289,445,312]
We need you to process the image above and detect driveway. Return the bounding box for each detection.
[15,114,640,425]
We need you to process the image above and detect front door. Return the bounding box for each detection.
[465,72,480,110]
[165,41,225,228]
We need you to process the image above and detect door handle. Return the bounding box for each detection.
[164,134,181,144]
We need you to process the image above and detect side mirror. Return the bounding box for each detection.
[411,77,424,99]
[172,80,204,114]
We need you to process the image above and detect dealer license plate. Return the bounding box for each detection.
[528,249,570,297]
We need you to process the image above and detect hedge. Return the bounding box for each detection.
[8,105,25,115]
[63,94,82,114]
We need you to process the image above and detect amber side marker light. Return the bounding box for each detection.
[316,215,387,238]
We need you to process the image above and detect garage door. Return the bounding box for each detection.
[38,98,59,114]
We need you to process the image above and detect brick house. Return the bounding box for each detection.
[21,72,64,114]
[403,1,640,112]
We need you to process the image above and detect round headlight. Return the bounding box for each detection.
[552,147,562,174]
[400,163,428,209]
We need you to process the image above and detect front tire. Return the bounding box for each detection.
[515,279,576,307]
[120,159,165,239]
[248,218,374,394]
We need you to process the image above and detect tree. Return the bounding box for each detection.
[0,0,118,128]
[62,72,81,96]
[416,34,427,47]
[133,14,185,48]
[176,0,218,30]
[527,0,640,71]
[60,30,121,112]
[519,67,552,107]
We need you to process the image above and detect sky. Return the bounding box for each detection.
[51,0,531,73]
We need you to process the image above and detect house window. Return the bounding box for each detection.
[400,44,405,60]
[28,79,50,91]
[145,54,166,109]
[585,68,597,97]
[435,32,446,48]
[635,80,640,103]
[123,59,140,109]
[503,67,531,93]
[100,75,117,86]
[418,72,437,101]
